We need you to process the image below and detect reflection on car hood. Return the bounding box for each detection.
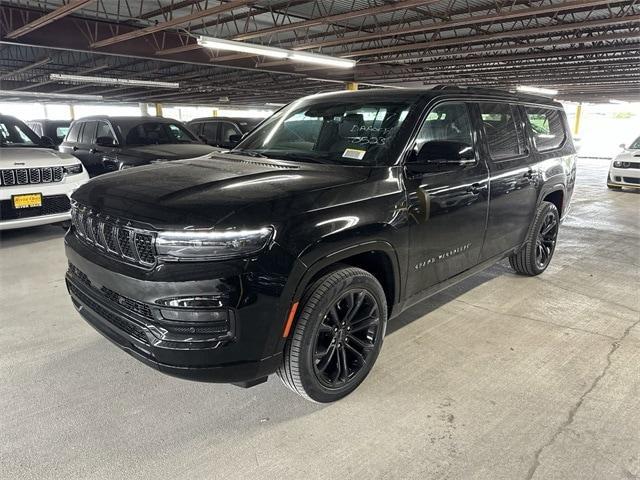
[73,153,371,228]
[119,143,217,163]
[0,147,79,169]
[613,149,640,162]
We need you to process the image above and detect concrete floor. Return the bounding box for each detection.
[1,158,638,480]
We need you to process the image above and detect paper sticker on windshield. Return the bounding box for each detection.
[343,148,366,160]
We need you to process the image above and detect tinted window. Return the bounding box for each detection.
[189,123,202,135]
[415,103,473,151]
[66,122,81,143]
[124,122,198,145]
[202,122,218,140]
[79,121,96,144]
[479,103,525,159]
[27,122,42,136]
[95,121,114,141]
[220,122,241,144]
[525,107,565,151]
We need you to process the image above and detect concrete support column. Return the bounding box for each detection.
[154,103,163,117]
[68,104,75,120]
[346,82,358,91]
[139,103,149,116]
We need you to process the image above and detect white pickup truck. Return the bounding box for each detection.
[0,114,89,230]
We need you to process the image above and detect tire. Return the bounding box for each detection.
[509,201,560,276]
[277,267,387,403]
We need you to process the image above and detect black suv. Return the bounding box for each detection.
[59,116,217,177]
[64,87,576,402]
[187,117,263,149]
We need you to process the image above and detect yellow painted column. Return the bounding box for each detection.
[573,103,582,136]
[212,108,219,117]
[154,103,163,117]
[68,104,75,120]
[346,82,358,91]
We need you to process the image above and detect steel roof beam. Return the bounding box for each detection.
[4,0,93,39]
[90,0,254,48]
[0,57,51,80]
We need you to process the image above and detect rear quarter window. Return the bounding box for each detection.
[524,107,566,151]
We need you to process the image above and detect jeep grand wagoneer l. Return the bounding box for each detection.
[64,87,576,402]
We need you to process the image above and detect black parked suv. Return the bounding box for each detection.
[64,87,576,402]
[59,116,217,177]
[187,116,263,149]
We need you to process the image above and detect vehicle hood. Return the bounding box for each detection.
[73,153,372,228]
[0,147,80,168]
[613,149,640,162]
[118,143,217,164]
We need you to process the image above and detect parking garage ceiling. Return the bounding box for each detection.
[0,0,638,106]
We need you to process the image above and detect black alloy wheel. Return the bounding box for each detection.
[277,267,387,402]
[535,211,558,270]
[312,289,381,389]
[509,201,560,276]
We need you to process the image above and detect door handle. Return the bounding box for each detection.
[72,146,78,151]
[467,183,486,194]
[524,168,534,179]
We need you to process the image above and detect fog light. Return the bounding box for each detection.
[158,296,223,309]
[160,308,229,323]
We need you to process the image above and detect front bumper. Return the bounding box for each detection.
[64,234,295,383]
[608,166,640,188]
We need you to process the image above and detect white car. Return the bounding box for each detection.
[1,114,89,230]
[608,136,640,190]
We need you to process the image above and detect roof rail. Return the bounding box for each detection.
[431,85,517,96]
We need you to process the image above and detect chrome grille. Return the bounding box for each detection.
[71,205,156,267]
[0,166,64,186]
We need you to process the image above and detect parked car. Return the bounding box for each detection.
[59,116,217,177]
[25,119,71,146]
[607,136,640,189]
[0,114,88,230]
[64,87,576,402]
[187,117,263,148]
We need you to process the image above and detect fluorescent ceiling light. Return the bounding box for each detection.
[516,85,558,96]
[0,90,103,101]
[609,99,628,104]
[50,74,179,89]
[197,35,355,69]
[198,36,287,59]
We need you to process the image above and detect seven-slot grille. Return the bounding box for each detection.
[0,166,63,186]
[71,206,156,267]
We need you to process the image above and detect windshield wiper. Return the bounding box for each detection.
[233,149,269,158]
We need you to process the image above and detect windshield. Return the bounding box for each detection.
[123,122,199,146]
[629,136,640,149]
[0,120,39,147]
[233,98,415,166]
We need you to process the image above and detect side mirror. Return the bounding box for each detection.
[38,136,56,148]
[228,133,243,145]
[96,136,116,147]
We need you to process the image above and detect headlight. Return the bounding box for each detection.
[156,227,273,260]
[63,164,83,175]
[613,161,630,168]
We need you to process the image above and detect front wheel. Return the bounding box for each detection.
[277,267,387,403]
[509,201,559,276]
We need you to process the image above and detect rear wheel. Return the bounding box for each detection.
[277,267,387,403]
[509,201,559,276]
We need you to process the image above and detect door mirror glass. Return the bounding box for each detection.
[96,136,116,147]
[228,133,243,145]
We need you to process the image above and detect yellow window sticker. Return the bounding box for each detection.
[343,148,366,160]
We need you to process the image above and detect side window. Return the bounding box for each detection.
[95,121,114,141]
[80,121,96,144]
[56,126,69,142]
[66,122,81,143]
[478,103,525,160]
[415,102,473,152]
[524,107,565,151]
[220,122,241,144]
[168,123,190,141]
[202,121,218,141]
